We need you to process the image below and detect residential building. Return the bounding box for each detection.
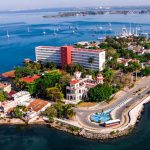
[35,46,106,71]
[66,71,104,103]
[117,58,139,67]
[25,99,51,122]
[12,91,31,102]
[0,82,11,93]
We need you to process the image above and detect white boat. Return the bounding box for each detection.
[43,29,46,35]
[6,30,10,38]
[53,29,57,36]
[72,30,75,34]
[27,27,31,33]
[97,36,106,40]
[140,32,149,38]
[99,26,103,30]
[75,24,79,30]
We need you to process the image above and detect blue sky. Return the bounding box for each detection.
[0,0,150,10]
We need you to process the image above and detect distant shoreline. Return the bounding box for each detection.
[43,9,150,19]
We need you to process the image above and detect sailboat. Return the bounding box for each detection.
[27,27,31,33]
[72,30,75,34]
[6,30,10,38]
[75,24,79,30]
[99,26,103,30]
[43,29,46,35]
[108,23,112,32]
[53,29,57,36]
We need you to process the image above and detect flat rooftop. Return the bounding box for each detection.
[36,46,105,53]
[12,91,30,98]
[27,99,49,112]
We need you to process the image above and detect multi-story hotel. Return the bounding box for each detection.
[35,46,105,71]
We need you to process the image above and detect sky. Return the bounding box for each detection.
[0,0,150,10]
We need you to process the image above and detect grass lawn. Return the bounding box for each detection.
[77,102,97,107]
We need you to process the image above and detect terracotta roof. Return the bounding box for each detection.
[0,83,9,89]
[70,79,79,85]
[20,75,40,83]
[97,74,104,80]
[2,70,15,78]
[27,99,49,112]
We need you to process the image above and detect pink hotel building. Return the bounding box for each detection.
[35,46,106,71]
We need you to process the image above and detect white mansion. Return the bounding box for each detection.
[66,71,104,103]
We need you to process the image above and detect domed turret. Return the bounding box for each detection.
[74,71,82,80]
[96,73,104,84]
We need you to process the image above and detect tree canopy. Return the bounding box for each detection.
[0,92,8,102]
[46,87,64,102]
[87,83,117,102]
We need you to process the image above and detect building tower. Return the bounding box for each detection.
[61,46,72,68]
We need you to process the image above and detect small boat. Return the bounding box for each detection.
[72,30,75,34]
[27,27,31,33]
[6,30,10,38]
[53,29,57,36]
[43,29,46,35]
[75,24,79,30]
[139,32,149,38]
[97,36,106,40]
[99,26,103,30]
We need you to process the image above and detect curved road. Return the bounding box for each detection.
[75,77,150,130]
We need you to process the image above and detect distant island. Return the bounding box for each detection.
[43,7,150,18]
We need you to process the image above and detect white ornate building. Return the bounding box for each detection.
[66,72,104,103]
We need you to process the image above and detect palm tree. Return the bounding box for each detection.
[88,56,95,70]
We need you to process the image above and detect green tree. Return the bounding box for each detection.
[103,68,114,83]
[43,106,57,122]
[141,67,150,76]
[12,105,26,119]
[59,73,71,96]
[87,83,117,102]
[0,92,8,102]
[46,87,64,102]
[33,70,62,96]
[15,67,34,78]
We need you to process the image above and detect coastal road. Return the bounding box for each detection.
[75,76,150,130]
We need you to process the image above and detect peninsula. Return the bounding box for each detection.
[0,34,150,140]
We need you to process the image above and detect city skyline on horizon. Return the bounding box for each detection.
[0,0,150,10]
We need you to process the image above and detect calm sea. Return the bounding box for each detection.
[0,10,150,73]
[0,9,150,150]
[0,103,149,150]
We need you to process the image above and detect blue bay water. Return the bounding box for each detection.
[0,10,150,150]
[0,103,150,150]
[0,11,150,73]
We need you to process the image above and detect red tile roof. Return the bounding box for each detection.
[2,70,15,78]
[20,75,40,83]
[27,99,49,112]
[70,79,79,85]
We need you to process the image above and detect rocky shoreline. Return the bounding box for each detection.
[0,95,149,141]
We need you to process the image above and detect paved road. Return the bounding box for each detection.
[75,77,150,129]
